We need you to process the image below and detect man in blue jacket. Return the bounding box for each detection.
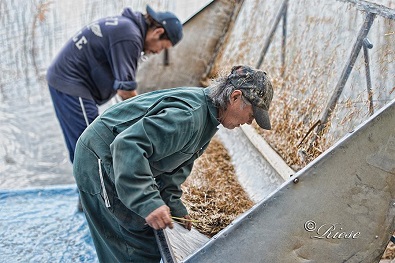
[47,5,183,164]
[73,65,274,262]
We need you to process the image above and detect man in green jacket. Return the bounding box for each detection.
[73,65,274,262]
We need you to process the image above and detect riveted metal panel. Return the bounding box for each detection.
[183,99,395,262]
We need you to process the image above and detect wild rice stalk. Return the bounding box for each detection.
[182,137,254,237]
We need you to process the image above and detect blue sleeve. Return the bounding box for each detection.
[110,40,141,91]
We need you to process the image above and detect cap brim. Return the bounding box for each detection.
[146,5,159,22]
[146,5,182,46]
[253,107,271,130]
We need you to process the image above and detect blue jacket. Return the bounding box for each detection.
[46,8,145,105]
[74,87,220,218]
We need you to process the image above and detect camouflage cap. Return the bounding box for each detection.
[228,65,274,130]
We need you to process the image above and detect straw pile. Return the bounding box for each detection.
[251,76,332,172]
[181,136,254,237]
[382,242,395,260]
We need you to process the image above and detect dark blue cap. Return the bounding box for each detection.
[146,5,183,46]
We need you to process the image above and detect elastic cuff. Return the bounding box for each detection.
[113,79,137,91]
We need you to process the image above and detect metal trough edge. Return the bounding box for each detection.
[182,98,395,262]
[240,125,295,181]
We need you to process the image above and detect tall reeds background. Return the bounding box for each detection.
[209,0,395,171]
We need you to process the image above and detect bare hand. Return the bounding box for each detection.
[116,89,138,100]
[145,205,173,230]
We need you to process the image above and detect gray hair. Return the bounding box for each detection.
[208,76,251,111]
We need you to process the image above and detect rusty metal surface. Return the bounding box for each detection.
[183,99,395,262]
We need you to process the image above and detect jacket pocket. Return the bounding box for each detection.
[73,141,102,195]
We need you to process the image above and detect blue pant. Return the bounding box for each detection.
[49,86,98,163]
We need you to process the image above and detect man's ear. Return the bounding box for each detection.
[146,27,165,42]
[230,90,242,103]
[152,27,165,38]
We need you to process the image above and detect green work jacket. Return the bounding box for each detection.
[75,87,220,219]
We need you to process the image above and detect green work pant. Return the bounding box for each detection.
[74,139,161,263]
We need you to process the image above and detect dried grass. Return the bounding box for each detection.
[383,242,395,260]
[181,137,254,237]
[253,75,332,171]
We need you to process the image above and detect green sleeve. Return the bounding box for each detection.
[157,163,194,217]
[110,106,195,219]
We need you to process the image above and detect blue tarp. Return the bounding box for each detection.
[0,185,98,263]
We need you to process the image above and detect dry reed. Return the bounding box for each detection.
[181,137,254,237]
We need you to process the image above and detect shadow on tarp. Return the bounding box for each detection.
[0,185,98,263]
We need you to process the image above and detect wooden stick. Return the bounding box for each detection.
[171,216,200,223]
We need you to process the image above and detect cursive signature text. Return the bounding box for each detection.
[304,220,360,239]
